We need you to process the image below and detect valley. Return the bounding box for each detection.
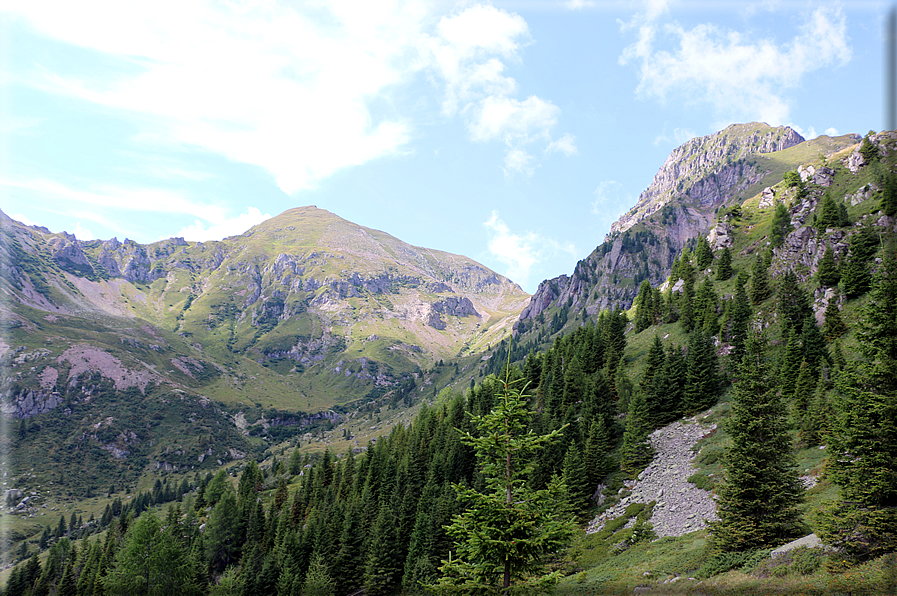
[2,123,897,594]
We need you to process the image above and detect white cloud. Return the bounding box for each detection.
[469,95,560,143]
[174,207,271,242]
[0,176,228,222]
[484,211,575,287]
[503,148,536,177]
[620,5,851,125]
[10,213,39,227]
[73,222,94,241]
[422,4,573,175]
[824,127,840,136]
[653,126,697,146]
[6,0,430,194]
[545,133,578,156]
[562,0,597,10]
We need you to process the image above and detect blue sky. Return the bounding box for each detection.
[0,0,887,293]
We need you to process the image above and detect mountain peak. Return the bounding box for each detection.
[609,123,804,237]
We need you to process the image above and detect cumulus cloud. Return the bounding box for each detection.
[73,222,94,241]
[545,133,578,156]
[10,213,39,227]
[6,0,428,194]
[7,1,573,188]
[825,127,840,136]
[620,5,851,125]
[174,207,271,242]
[484,211,575,287]
[422,4,574,176]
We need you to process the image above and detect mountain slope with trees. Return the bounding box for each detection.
[4,126,897,594]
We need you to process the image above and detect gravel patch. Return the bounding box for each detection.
[587,417,719,538]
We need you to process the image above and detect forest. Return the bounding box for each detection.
[5,171,897,595]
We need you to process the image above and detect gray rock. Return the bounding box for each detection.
[770,533,822,558]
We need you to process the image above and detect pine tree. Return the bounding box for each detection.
[770,202,793,247]
[304,553,336,596]
[683,331,718,415]
[583,418,612,491]
[728,273,752,363]
[634,280,654,333]
[716,246,733,281]
[842,255,871,298]
[779,328,803,401]
[750,253,772,304]
[695,236,713,270]
[778,270,811,335]
[817,245,840,287]
[620,391,654,478]
[561,444,590,515]
[654,343,687,423]
[816,191,840,230]
[882,171,897,217]
[821,252,897,562]
[431,371,576,594]
[710,333,804,552]
[823,296,847,340]
[641,336,666,425]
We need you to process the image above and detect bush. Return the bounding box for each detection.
[687,472,715,491]
[752,547,823,578]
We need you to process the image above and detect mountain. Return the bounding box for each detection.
[515,123,862,331]
[0,206,527,491]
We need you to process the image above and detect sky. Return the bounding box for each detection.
[0,0,888,293]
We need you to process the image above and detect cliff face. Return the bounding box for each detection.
[515,123,893,332]
[611,123,805,236]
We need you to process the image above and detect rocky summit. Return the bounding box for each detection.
[515,124,862,327]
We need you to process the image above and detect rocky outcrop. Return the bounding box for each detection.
[0,387,64,419]
[426,297,478,330]
[520,124,807,321]
[587,419,719,539]
[611,123,804,236]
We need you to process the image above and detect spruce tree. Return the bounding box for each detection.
[654,343,687,423]
[583,418,613,490]
[431,371,575,594]
[716,246,733,281]
[641,336,666,425]
[882,171,897,217]
[710,333,804,552]
[634,280,654,333]
[778,269,811,335]
[770,202,792,247]
[790,360,817,431]
[620,391,654,478]
[842,254,871,298]
[683,331,718,415]
[779,328,803,401]
[695,236,713,270]
[821,252,897,562]
[817,245,840,288]
[729,273,752,362]
[816,191,840,230]
[750,253,771,304]
[823,296,847,340]
[561,444,590,515]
